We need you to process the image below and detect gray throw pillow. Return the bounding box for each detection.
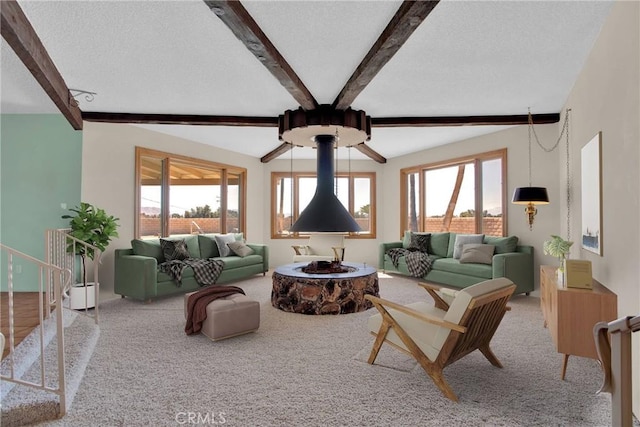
[459,244,495,264]
[214,234,237,257]
[227,241,254,258]
[453,234,484,259]
[160,238,189,262]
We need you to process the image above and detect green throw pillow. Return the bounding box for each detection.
[131,239,163,261]
[484,235,519,254]
[428,232,450,258]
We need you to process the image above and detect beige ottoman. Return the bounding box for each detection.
[184,292,260,341]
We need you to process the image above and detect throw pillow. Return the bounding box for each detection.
[453,234,484,259]
[484,235,519,254]
[160,239,190,262]
[131,239,164,261]
[227,241,254,258]
[214,234,237,257]
[407,232,430,252]
[459,244,496,265]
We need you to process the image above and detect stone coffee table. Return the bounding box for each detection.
[271,262,379,315]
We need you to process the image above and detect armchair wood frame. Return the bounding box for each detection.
[365,281,516,402]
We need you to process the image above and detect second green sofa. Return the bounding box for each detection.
[379,231,533,295]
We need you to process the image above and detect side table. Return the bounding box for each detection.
[539,265,617,379]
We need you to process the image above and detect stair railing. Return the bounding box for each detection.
[0,243,71,417]
[46,228,101,324]
[594,314,640,427]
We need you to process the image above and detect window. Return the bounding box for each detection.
[401,149,506,237]
[135,147,246,239]
[271,172,376,238]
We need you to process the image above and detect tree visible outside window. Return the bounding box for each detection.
[401,149,506,237]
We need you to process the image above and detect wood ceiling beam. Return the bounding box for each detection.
[82,112,279,127]
[261,143,292,163]
[354,143,387,164]
[1,0,83,130]
[333,0,440,110]
[371,113,560,127]
[204,0,318,111]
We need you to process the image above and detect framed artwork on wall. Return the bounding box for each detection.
[581,132,602,255]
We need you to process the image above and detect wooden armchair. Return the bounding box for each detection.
[365,278,516,402]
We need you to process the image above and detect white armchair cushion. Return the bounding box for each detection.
[435,278,514,345]
[293,234,344,262]
[368,302,448,361]
[436,287,459,306]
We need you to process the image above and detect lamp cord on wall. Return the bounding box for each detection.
[529,107,572,242]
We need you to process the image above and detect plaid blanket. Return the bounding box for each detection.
[386,248,433,278]
[158,258,225,287]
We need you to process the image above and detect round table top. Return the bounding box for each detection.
[274,262,376,279]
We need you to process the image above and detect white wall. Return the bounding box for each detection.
[560,0,640,415]
[382,123,563,289]
[82,122,265,295]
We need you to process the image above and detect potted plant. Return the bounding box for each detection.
[543,235,573,282]
[62,202,119,309]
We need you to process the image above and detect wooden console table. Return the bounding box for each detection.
[539,265,617,380]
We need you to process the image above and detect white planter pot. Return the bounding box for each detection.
[68,282,97,310]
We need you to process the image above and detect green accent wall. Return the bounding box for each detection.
[0,114,82,291]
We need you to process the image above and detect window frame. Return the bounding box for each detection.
[270,171,376,239]
[399,149,507,238]
[135,147,247,239]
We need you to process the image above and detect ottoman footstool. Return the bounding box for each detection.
[184,292,260,341]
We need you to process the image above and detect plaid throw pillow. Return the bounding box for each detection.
[407,232,431,253]
[160,239,190,262]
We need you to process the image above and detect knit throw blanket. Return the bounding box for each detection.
[386,248,434,278]
[158,258,225,287]
[185,285,246,335]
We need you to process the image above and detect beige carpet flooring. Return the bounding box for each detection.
[34,272,617,426]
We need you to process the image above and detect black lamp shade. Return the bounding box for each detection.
[512,187,550,205]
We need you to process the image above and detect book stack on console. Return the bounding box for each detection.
[564,259,593,290]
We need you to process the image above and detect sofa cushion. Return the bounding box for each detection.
[160,238,190,261]
[428,232,450,258]
[484,235,519,254]
[452,234,484,259]
[131,239,164,261]
[459,244,495,265]
[227,241,254,257]
[431,258,492,279]
[158,265,195,283]
[217,254,263,269]
[198,235,220,258]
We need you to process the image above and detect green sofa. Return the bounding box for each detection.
[379,232,533,295]
[115,233,269,302]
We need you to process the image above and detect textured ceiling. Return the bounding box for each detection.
[1,0,614,160]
